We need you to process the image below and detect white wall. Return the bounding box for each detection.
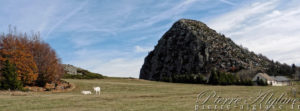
[272,81,289,86]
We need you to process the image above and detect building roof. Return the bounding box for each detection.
[270,76,290,82]
[257,73,275,81]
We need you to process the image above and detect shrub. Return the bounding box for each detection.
[239,79,253,86]
[256,78,267,86]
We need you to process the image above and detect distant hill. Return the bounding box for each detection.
[63,64,84,75]
[62,64,104,79]
[140,19,295,81]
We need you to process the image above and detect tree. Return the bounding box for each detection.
[0,60,23,90]
[208,70,219,85]
[218,71,227,85]
[292,64,296,74]
[0,33,38,85]
[30,38,64,86]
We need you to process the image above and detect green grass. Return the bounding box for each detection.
[0,78,299,111]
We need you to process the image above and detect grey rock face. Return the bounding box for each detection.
[139,19,272,81]
[62,64,83,75]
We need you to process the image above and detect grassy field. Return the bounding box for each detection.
[0,78,300,111]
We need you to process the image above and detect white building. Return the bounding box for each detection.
[252,73,291,86]
[270,76,291,86]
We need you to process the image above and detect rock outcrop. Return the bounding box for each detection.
[62,64,83,75]
[139,19,274,81]
[62,64,105,79]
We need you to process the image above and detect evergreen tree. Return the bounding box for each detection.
[209,70,219,85]
[292,64,296,74]
[226,74,235,85]
[219,72,227,85]
[0,60,23,90]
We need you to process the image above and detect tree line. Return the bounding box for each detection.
[208,70,253,86]
[267,60,297,77]
[0,27,63,90]
[160,70,256,86]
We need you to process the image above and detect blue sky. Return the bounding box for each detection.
[1,0,300,77]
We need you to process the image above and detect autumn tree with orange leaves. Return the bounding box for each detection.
[0,27,63,87]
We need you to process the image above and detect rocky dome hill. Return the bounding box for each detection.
[140,19,295,81]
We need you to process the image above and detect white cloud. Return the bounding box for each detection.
[0,0,60,34]
[45,0,88,38]
[66,48,145,78]
[134,45,153,53]
[124,0,199,31]
[208,0,300,65]
[220,0,236,6]
[267,10,281,17]
[68,54,144,78]
[209,0,278,33]
[91,58,144,78]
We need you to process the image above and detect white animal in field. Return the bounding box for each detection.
[93,87,101,95]
[81,90,92,95]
